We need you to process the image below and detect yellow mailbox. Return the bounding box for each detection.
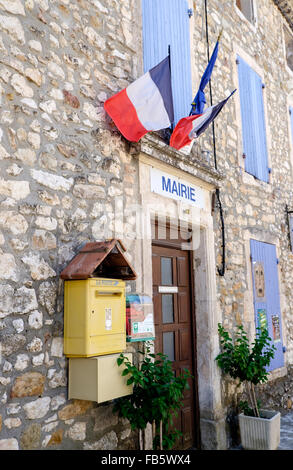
[60,240,137,358]
[64,278,126,357]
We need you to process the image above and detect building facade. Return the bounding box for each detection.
[0,0,293,451]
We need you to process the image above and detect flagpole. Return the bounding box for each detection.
[204,0,226,277]
[168,44,174,130]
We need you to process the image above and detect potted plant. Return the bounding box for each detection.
[113,344,191,450]
[215,323,280,450]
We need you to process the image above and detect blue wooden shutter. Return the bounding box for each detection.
[237,56,269,182]
[142,0,192,126]
[250,239,284,371]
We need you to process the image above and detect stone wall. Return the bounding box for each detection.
[0,0,140,450]
[1,0,293,451]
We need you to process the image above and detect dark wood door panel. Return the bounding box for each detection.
[152,241,197,449]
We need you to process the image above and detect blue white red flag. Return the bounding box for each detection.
[170,90,236,151]
[104,56,174,142]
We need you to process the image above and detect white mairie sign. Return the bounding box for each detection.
[150,168,205,208]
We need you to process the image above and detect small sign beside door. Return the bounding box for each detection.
[158,286,178,293]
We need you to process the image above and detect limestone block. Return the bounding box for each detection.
[89,0,109,13]
[50,337,63,358]
[48,61,65,80]
[58,400,93,421]
[4,418,22,429]
[15,148,36,165]
[73,184,105,199]
[1,334,26,356]
[35,216,57,231]
[28,310,43,329]
[83,26,106,49]
[0,179,30,200]
[51,394,66,411]
[0,253,18,281]
[13,286,38,313]
[32,230,56,250]
[26,336,43,353]
[0,143,11,160]
[6,163,23,176]
[11,73,33,97]
[24,67,42,86]
[32,353,44,366]
[57,144,77,158]
[28,40,42,53]
[22,253,56,280]
[12,319,24,333]
[48,369,66,389]
[27,132,40,149]
[0,0,25,15]
[23,397,51,419]
[0,439,19,450]
[14,353,29,370]
[38,281,57,315]
[67,422,86,441]
[21,98,37,109]
[11,372,45,398]
[0,284,14,318]
[0,15,25,44]
[39,100,56,114]
[92,405,118,432]
[31,169,73,192]
[0,211,28,234]
[20,424,41,450]
[83,102,102,121]
[47,429,63,447]
[11,239,28,251]
[83,431,118,450]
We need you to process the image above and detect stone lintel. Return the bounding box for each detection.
[138,133,225,190]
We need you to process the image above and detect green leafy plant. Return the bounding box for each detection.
[215,324,276,417]
[113,343,191,449]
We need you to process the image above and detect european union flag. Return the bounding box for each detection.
[190,38,220,115]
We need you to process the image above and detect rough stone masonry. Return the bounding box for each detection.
[0,0,140,450]
[1,0,293,451]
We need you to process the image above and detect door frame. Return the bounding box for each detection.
[136,155,226,449]
[152,219,201,449]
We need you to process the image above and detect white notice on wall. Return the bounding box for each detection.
[150,168,205,209]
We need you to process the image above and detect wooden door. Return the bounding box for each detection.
[152,236,197,449]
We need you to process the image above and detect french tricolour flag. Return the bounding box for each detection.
[170,90,236,151]
[104,57,174,142]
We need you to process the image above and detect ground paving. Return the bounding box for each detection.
[278,412,293,450]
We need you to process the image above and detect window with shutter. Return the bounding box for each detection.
[236,0,256,24]
[284,26,293,73]
[237,56,269,182]
[250,240,285,371]
[142,0,192,127]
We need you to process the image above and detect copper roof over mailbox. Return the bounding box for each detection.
[60,239,137,280]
